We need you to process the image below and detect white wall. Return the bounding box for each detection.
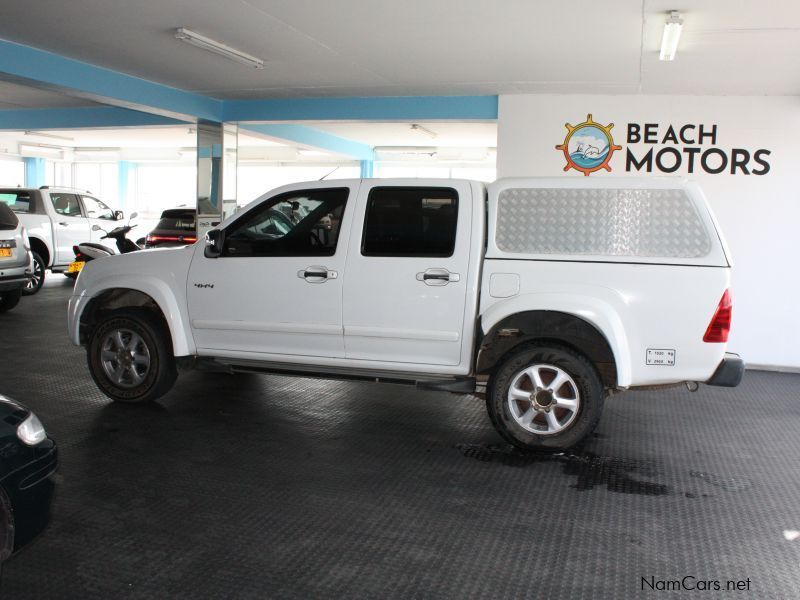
[497,94,800,369]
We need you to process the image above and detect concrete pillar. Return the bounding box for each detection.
[23,157,46,187]
[196,122,237,238]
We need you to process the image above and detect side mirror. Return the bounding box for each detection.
[204,229,225,258]
[91,225,102,231]
[129,212,138,220]
[114,211,124,221]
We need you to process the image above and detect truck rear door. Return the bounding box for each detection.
[342,181,473,367]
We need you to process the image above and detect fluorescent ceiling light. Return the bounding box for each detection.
[24,131,74,143]
[298,149,330,157]
[175,28,265,69]
[19,143,64,159]
[410,124,437,139]
[659,11,683,61]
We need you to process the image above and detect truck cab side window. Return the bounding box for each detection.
[81,196,115,220]
[50,193,82,217]
[222,188,348,257]
[362,187,458,257]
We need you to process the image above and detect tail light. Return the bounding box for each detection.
[703,289,732,343]
[146,234,197,245]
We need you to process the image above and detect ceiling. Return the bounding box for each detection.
[0,0,798,99]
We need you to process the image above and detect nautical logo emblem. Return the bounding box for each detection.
[555,114,622,176]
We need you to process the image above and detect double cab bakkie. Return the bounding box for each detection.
[67,177,744,450]
[0,186,123,294]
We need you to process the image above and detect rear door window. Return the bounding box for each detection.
[361,187,458,257]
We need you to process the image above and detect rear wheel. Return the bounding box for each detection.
[486,345,605,451]
[87,308,177,403]
[22,252,44,295]
[0,288,22,313]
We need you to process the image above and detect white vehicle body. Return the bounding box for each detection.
[0,187,123,273]
[66,177,743,449]
[0,202,32,312]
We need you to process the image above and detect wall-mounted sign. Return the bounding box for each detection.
[556,114,772,176]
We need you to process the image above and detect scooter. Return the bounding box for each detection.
[67,213,141,277]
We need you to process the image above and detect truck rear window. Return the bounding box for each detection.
[0,192,31,214]
[362,187,458,257]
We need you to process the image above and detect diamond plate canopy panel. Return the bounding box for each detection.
[495,188,712,258]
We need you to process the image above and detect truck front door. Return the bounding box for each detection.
[342,182,472,367]
[49,193,90,266]
[186,183,356,358]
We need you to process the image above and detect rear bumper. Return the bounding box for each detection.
[0,272,29,291]
[705,353,745,387]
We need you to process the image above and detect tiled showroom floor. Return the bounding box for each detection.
[1,277,799,599]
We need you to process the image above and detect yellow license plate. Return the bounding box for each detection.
[0,248,11,258]
[67,261,85,273]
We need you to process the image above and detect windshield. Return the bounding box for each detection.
[155,215,196,232]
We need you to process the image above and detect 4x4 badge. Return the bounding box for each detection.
[194,283,214,289]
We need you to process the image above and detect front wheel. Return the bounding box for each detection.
[22,252,45,295]
[87,308,177,403]
[486,345,605,451]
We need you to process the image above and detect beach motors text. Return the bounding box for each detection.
[625,123,771,175]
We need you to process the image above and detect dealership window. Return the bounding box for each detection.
[361,187,458,257]
[0,159,24,187]
[223,188,348,257]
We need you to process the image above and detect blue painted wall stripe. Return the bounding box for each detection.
[118,161,134,211]
[360,160,374,178]
[225,96,498,122]
[0,39,222,122]
[243,124,374,161]
[0,107,187,130]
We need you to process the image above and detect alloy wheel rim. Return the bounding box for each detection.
[26,257,43,290]
[507,364,580,435]
[100,328,151,388]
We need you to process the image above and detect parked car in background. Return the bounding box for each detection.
[0,394,58,568]
[0,187,124,293]
[0,202,32,313]
[144,208,198,249]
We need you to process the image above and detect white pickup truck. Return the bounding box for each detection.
[0,186,124,294]
[67,177,743,450]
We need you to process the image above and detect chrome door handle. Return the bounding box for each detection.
[59,222,69,226]
[416,268,460,286]
[297,266,338,283]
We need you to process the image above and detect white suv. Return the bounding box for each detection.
[0,202,32,312]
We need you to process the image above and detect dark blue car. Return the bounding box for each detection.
[0,395,57,565]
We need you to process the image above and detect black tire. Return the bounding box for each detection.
[22,252,45,296]
[486,345,605,451]
[87,308,177,403]
[0,288,22,313]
